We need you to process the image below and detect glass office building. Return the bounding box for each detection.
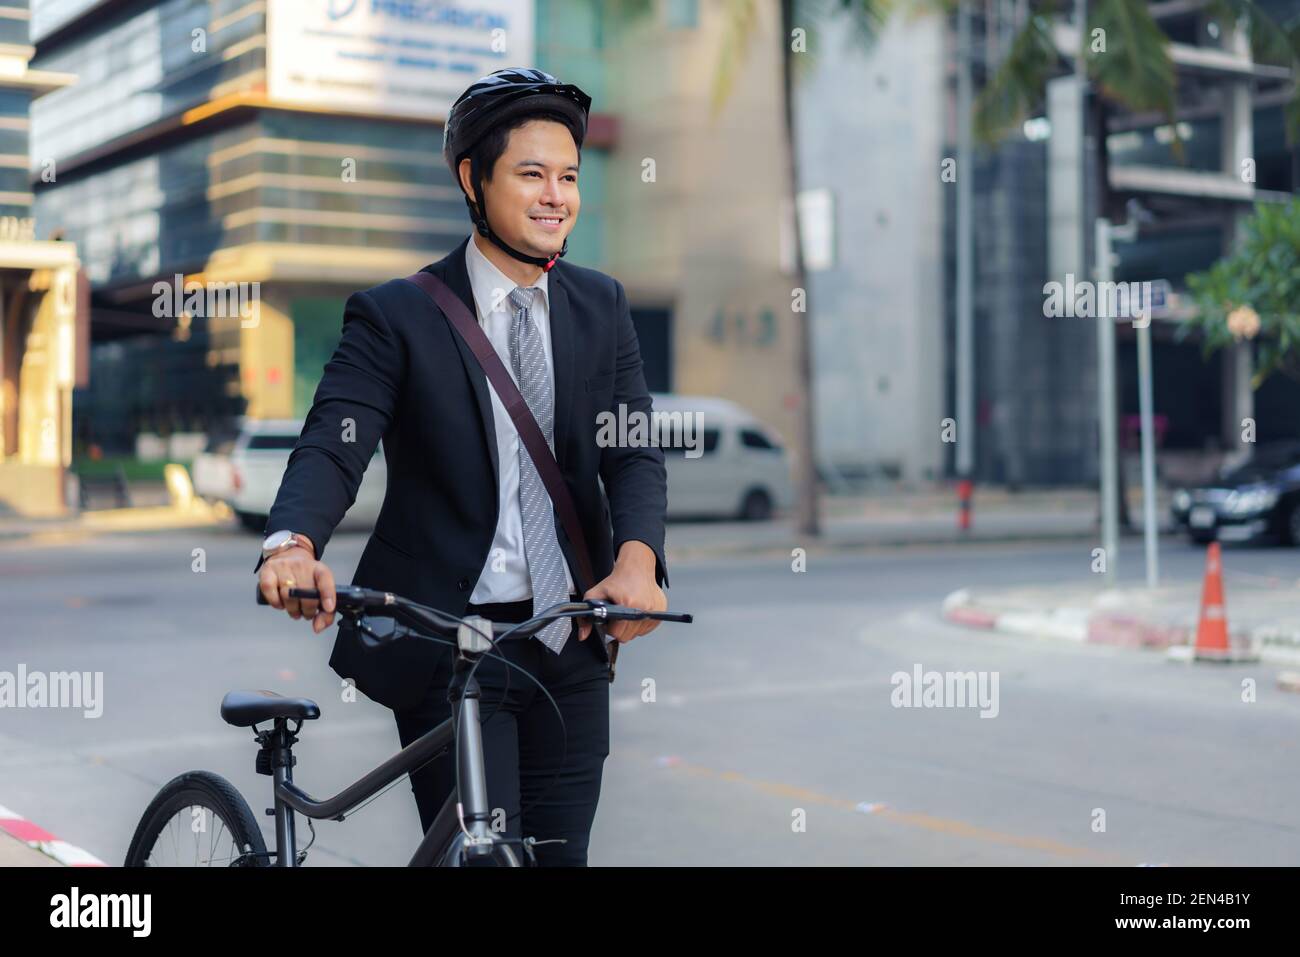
[31,0,621,447]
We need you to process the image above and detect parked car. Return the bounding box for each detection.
[191,419,244,504]
[228,418,386,533]
[649,393,793,521]
[226,393,790,534]
[1170,440,1300,546]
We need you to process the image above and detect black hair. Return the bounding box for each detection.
[461,108,582,218]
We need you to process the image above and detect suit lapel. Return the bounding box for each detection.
[548,264,575,469]
[421,237,578,491]
[424,237,500,489]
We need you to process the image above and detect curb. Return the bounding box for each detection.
[0,803,106,867]
[940,589,1300,664]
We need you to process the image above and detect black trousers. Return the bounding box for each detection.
[392,597,611,866]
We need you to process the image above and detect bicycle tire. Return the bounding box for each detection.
[124,770,269,867]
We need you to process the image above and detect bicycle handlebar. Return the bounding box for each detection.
[255,583,691,645]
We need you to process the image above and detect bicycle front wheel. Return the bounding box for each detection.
[125,770,269,867]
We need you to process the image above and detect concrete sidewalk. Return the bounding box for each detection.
[0,830,64,867]
[0,498,232,545]
[0,806,106,867]
[665,485,1172,561]
[0,483,1162,556]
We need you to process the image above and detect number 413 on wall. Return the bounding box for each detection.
[706,307,777,347]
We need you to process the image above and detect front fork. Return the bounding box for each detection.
[447,615,499,862]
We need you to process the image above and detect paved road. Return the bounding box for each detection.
[1,525,1297,865]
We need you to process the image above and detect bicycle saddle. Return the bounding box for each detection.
[220,690,321,727]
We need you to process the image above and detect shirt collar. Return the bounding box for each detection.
[464,232,549,324]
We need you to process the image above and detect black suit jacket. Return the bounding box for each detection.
[253,235,669,711]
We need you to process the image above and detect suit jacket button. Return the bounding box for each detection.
[457,578,470,591]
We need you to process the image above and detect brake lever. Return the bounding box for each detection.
[355,614,403,651]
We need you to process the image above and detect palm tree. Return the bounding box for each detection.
[974,0,1300,228]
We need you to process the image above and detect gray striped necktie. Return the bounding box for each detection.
[507,285,572,653]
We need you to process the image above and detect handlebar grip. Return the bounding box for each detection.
[254,585,324,604]
[593,602,692,623]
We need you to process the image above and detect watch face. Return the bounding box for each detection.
[262,530,293,551]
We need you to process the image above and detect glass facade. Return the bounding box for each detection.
[36,0,618,445]
[35,106,608,288]
[0,2,31,219]
[31,0,264,165]
[33,0,614,286]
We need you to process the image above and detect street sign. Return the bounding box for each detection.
[1146,279,1176,319]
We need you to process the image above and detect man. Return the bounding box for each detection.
[254,68,669,866]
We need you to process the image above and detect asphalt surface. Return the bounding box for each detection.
[1,523,1297,865]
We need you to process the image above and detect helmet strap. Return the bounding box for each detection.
[465,181,568,270]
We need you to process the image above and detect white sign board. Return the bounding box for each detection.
[779,188,837,274]
[798,188,835,272]
[266,0,535,121]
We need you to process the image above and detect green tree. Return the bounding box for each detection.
[1183,198,1300,386]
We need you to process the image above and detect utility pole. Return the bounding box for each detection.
[1136,287,1159,588]
[955,1,975,517]
[1095,216,1121,585]
[1098,216,1158,587]
[1073,0,1120,584]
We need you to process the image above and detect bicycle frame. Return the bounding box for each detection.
[261,615,523,867]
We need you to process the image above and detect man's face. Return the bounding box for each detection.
[460,119,581,256]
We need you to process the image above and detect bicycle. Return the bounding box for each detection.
[123,584,691,867]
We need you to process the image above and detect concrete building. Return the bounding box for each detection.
[795,12,947,485]
[0,0,82,517]
[796,0,1299,488]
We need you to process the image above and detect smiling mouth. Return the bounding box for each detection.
[530,216,564,225]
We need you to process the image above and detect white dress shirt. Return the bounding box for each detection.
[464,233,576,603]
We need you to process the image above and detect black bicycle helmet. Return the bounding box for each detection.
[443,68,592,271]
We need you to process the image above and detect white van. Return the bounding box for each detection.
[649,393,792,521]
[228,419,386,532]
[226,394,790,532]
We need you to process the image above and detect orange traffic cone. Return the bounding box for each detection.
[1192,542,1251,662]
[1193,542,1229,659]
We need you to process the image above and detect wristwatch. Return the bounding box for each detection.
[261,530,312,563]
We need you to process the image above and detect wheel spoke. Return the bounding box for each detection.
[143,803,248,867]
[134,781,264,868]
